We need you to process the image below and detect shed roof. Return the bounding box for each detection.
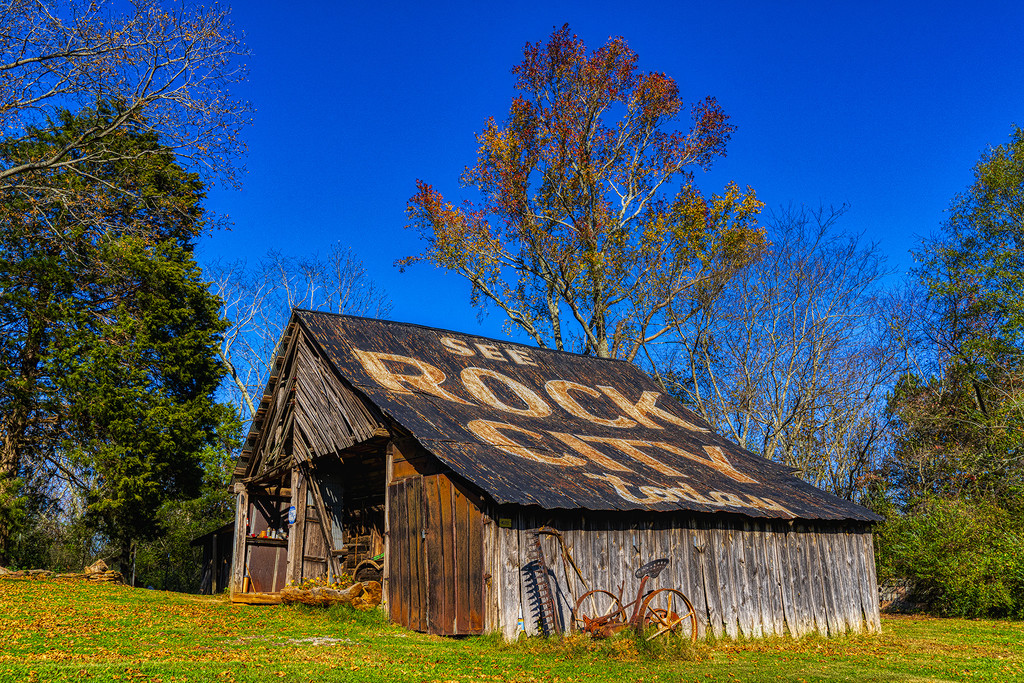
[288,310,880,522]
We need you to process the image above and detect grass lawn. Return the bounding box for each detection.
[1,578,1022,682]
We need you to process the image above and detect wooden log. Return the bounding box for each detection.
[281,580,382,608]
[232,592,283,605]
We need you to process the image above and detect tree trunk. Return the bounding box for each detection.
[0,401,31,566]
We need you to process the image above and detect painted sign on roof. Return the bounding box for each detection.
[296,310,881,522]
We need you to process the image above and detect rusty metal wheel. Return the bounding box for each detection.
[573,589,625,636]
[640,588,698,641]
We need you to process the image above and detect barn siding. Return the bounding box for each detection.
[486,512,879,640]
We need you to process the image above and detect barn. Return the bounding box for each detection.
[229,310,882,639]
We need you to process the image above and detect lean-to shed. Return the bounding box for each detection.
[230,310,883,638]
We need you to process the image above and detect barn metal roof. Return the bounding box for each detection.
[293,310,881,522]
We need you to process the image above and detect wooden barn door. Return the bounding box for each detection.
[423,474,484,635]
[387,475,426,632]
[387,473,484,635]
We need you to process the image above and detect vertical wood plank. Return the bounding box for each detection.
[837,530,858,633]
[681,524,707,639]
[862,530,880,633]
[498,517,522,641]
[482,511,497,633]
[286,471,306,586]
[841,530,865,633]
[423,475,442,633]
[816,530,842,635]
[845,530,866,632]
[692,523,717,638]
[409,476,426,633]
[740,521,763,638]
[804,529,828,634]
[518,513,541,637]
[230,487,249,595]
[453,482,472,633]
[607,520,626,620]
[782,528,806,638]
[796,526,821,635]
[864,531,882,632]
[541,522,571,633]
[387,480,407,629]
[712,522,738,639]
[828,529,852,633]
[467,496,485,634]
[763,525,787,637]
[383,442,394,615]
[730,523,752,638]
[750,522,773,637]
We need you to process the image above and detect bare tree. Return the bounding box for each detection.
[209,245,392,427]
[669,206,908,498]
[0,0,249,190]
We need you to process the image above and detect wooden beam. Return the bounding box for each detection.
[248,485,292,498]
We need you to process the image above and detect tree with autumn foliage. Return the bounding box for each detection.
[405,25,765,362]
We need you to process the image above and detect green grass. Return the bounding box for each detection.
[1,578,1022,682]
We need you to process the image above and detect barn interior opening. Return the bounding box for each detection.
[315,446,386,583]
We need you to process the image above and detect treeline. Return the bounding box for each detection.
[871,129,1024,617]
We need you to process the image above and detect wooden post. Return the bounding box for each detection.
[211,531,219,594]
[286,467,307,586]
[382,440,394,614]
[230,484,249,595]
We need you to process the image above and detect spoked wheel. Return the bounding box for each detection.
[640,588,698,641]
[573,589,625,636]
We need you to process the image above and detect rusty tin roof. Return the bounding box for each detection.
[293,310,881,522]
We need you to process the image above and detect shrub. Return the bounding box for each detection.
[874,496,1024,618]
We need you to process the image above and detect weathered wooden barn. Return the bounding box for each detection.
[230,310,882,639]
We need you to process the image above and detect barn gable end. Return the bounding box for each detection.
[229,310,882,638]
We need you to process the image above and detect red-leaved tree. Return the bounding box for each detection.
[405,25,765,362]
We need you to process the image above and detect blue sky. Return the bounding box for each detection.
[201,1,1024,340]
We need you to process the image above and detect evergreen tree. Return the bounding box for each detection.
[0,109,233,570]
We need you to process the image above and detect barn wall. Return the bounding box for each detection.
[484,509,880,640]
